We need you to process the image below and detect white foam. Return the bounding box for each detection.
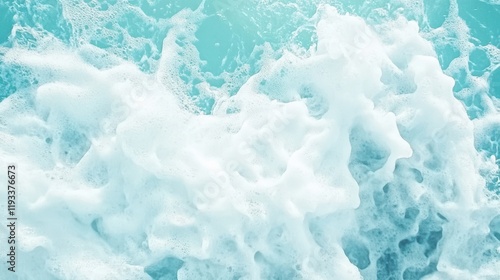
[0,2,499,279]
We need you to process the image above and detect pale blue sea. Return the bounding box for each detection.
[0,0,499,279]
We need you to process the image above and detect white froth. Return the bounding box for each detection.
[0,2,499,280]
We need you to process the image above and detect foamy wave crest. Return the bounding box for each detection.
[0,1,499,279]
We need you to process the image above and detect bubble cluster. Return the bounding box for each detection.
[0,1,499,279]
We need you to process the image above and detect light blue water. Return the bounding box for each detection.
[0,0,499,279]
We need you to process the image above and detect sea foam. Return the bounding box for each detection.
[0,1,499,279]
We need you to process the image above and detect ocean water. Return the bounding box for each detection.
[0,0,499,279]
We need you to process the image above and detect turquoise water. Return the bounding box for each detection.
[1,1,499,113]
[0,0,499,279]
